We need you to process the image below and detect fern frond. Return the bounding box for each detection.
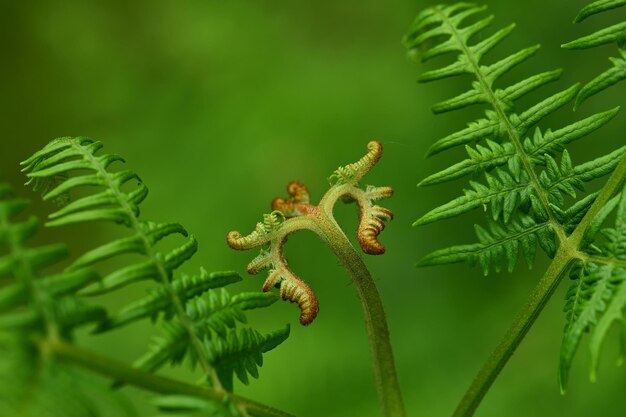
[22,138,289,394]
[564,1,626,108]
[560,184,626,389]
[406,3,621,274]
[417,213,555,274]
[133,288,279,376]
[206,326,290,391]
[95,269,243,332]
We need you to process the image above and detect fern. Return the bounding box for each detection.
[554,0,626,392]
[406,2,626,415]
[227,141,406,416]
[405,3,622,273]
[20,137,290,408]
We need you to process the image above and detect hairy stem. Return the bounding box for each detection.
[315,213,406,417]
[454,153,626,417]
[228,142,402,415]
[46,338,295,417]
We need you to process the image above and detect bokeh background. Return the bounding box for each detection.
[1,1,625,416]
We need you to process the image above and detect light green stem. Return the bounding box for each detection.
[46,338,295,417]
[316,214,406,417]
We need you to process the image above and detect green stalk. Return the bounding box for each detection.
[46,338,295,417]
[316,213,406,417]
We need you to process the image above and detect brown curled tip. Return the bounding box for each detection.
[226,231,245,250]
[272,181,314,217]
[366,140,383,165]
[262,269,319,325]
[357,206,394,255]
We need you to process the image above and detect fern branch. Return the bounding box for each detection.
[407,3,626,415]
[22,138,289,406]
[57,139,223,387]
[452,152,626,416]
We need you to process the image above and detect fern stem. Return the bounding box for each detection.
[453,248,575,417]
[314,208,406,417]
[72,142,224,390]
[46,338,295,417]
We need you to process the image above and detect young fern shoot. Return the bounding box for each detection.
[227,141,405,417]
[405,3,626,416]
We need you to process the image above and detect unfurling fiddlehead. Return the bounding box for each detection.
[227,141,406,417]
[227,141,393,326]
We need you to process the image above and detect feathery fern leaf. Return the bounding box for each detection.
[22,138,289,393]
[564,0,626,108]
[560,184,626,390]
[133,288,281,378]
[405,3,621,274]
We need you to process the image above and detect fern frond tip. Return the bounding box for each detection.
[328,140,383,185]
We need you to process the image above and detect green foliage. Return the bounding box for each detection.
[405,3,622,274]
[0,185,113,417]
[560,185,626,389]
[408,2,626,397]
[563,0,626,108]
[5,138,289,415]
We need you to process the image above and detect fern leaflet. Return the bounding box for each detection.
[563,0,626,108]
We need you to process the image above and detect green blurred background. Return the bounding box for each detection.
[1,0,625,416]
